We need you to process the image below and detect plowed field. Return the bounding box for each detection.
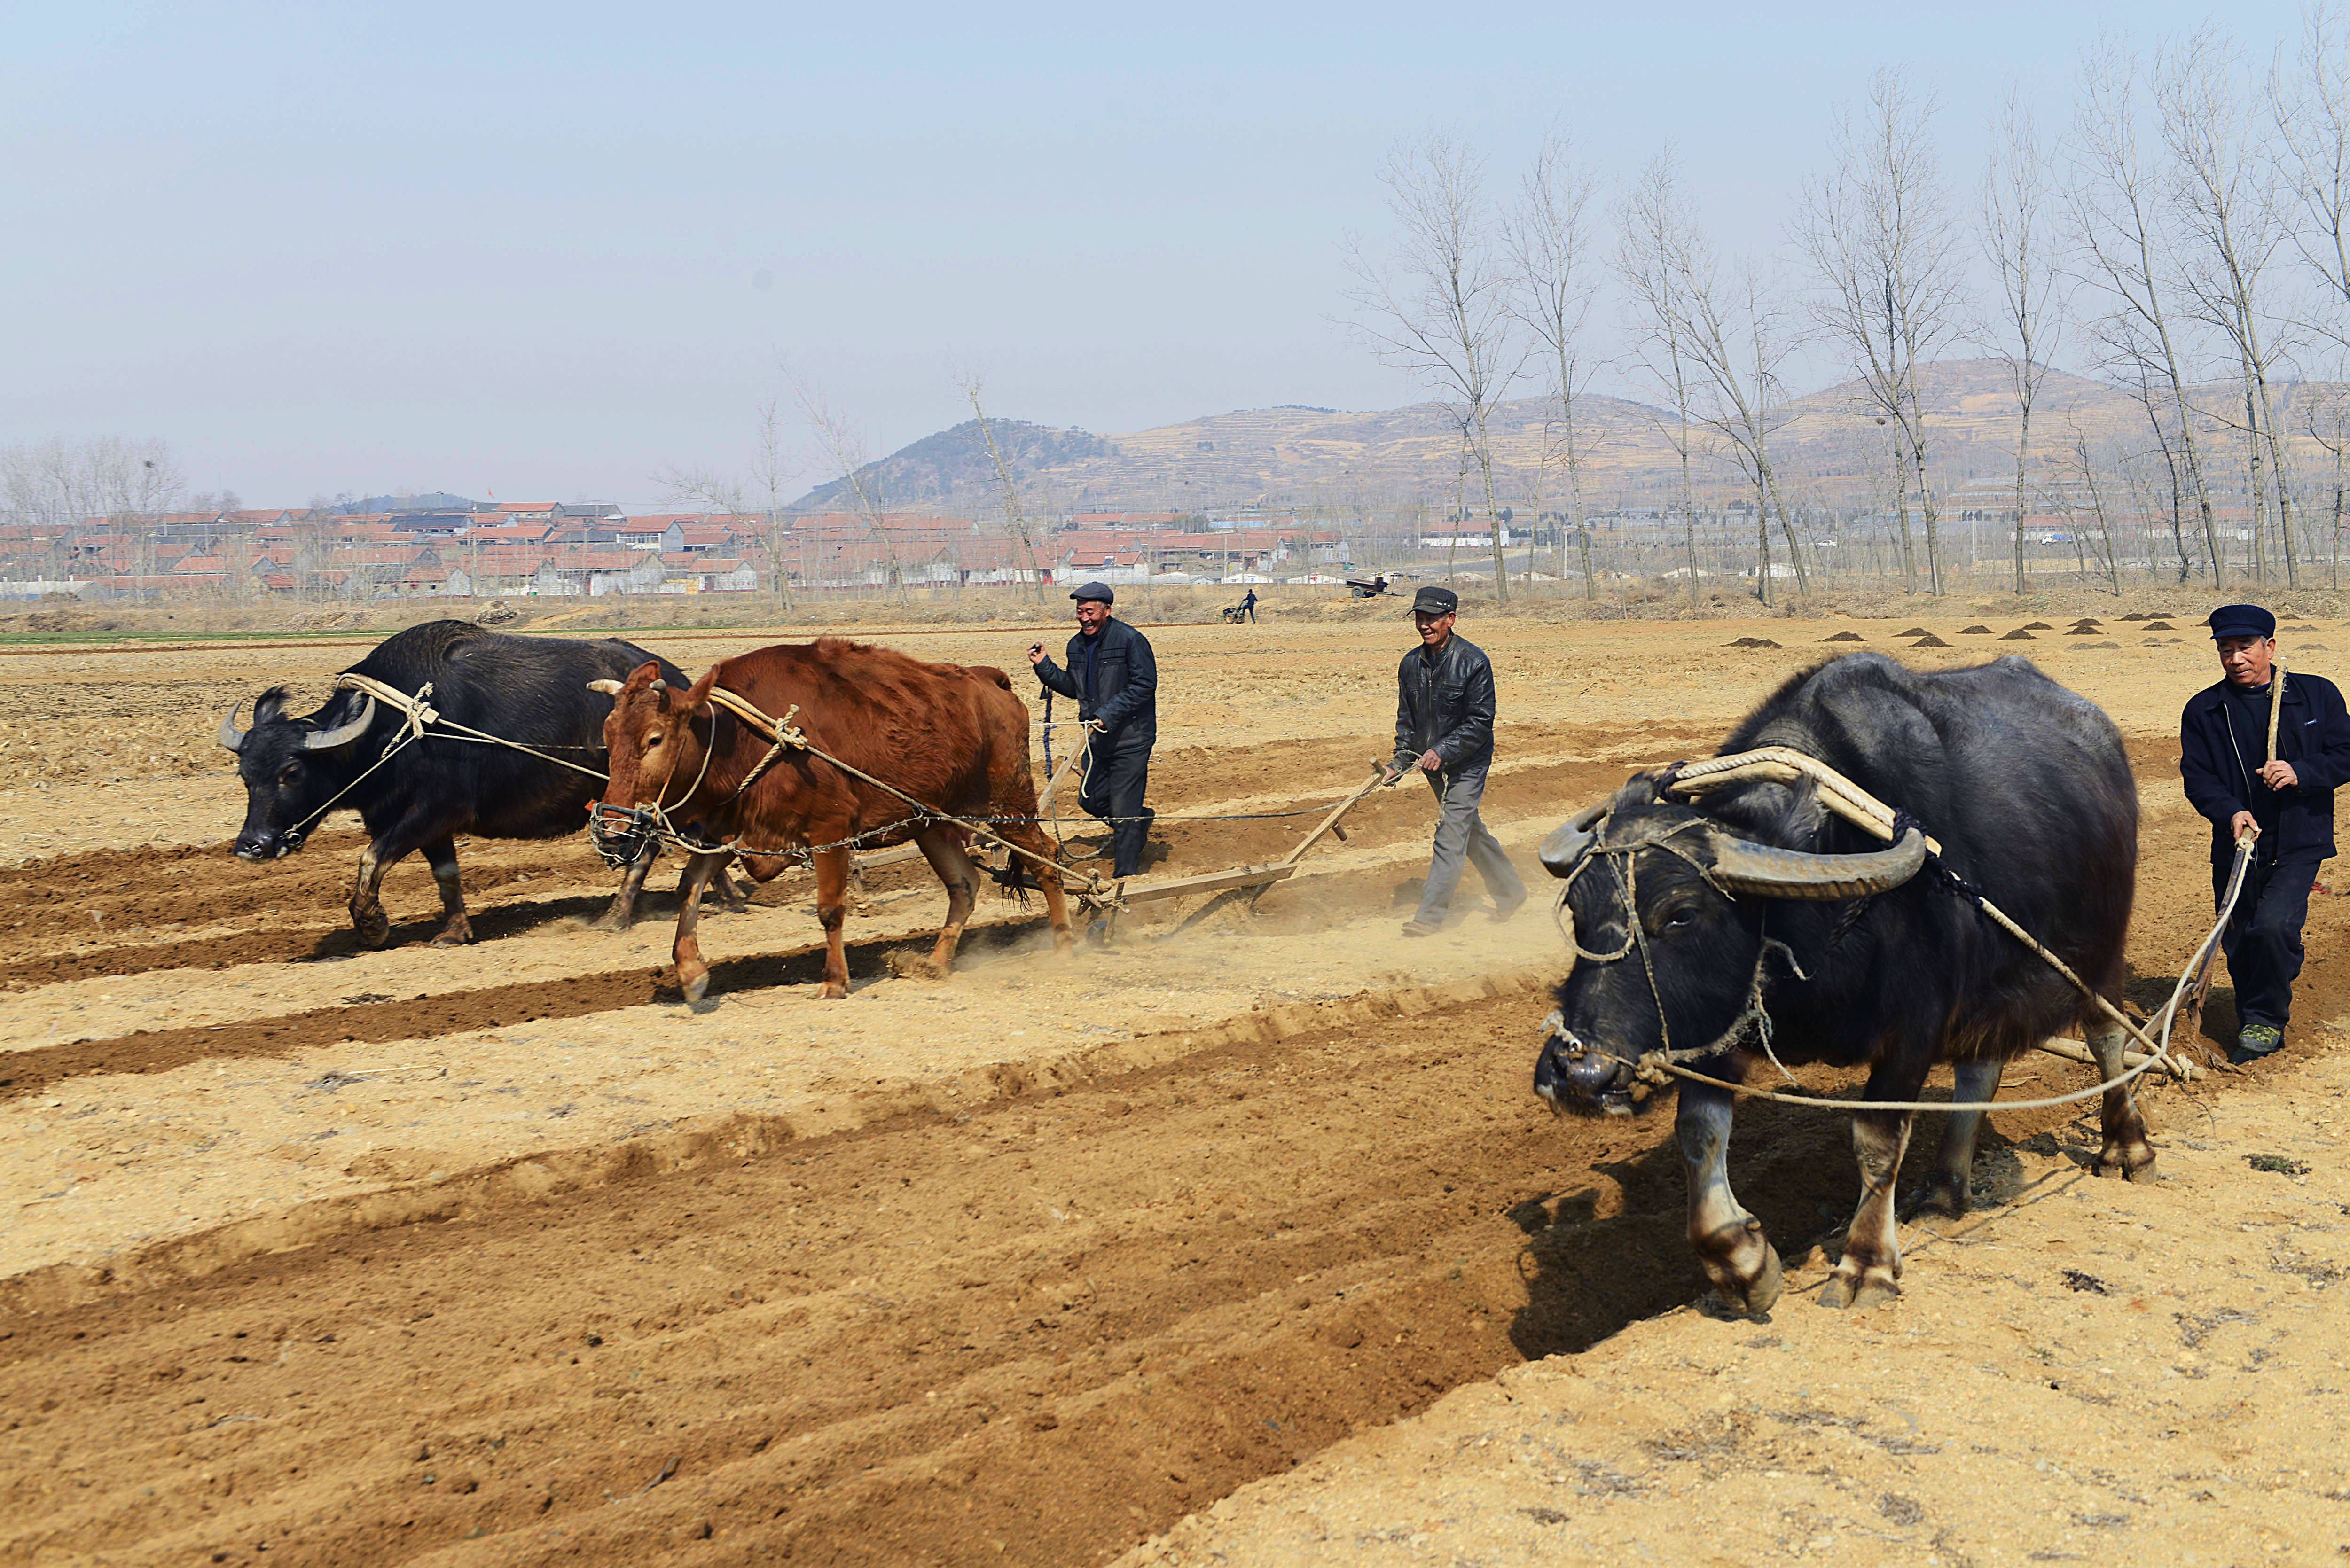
[3,608,2339,1567]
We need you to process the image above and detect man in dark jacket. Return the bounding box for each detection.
[1030,581,1158,877]
[1383,585,1525,936]
[2180,602,2350,1060]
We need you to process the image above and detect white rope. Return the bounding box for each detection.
[336,674,611,782]
[1632,831,2254,1113]
[648,685,1112,898]
[1553,743,2254,1113]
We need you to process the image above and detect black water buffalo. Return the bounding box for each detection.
[219,619,691,947]
[1534,654,2142,1313]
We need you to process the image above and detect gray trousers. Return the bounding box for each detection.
[1414,764,1524,925]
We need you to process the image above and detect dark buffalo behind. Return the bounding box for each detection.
[1535,653,2141,1314]
[220,619,688,946]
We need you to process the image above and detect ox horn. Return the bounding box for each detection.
[586,679,624,695]
[218,698,248,752]
[1540,804,1607,878]
[1706,827,1928,902]
[302,695,377,751]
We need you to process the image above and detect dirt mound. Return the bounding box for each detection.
[1958,624,1993,634]
[17,609,117,633]
[1999,629,2036,640]
[1822,630,1864,642]
[2020,620,2053,630]
[1725,637,1782,648]
[473,597,522,625]
[1908,633,1951,648]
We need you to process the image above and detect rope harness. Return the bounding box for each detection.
[1543,746,2245,1116]
[274,675,613,851]
[588,685,1117,901]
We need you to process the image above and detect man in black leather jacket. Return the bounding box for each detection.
[1382,585,1524,935]
[2180,602,2350,1060]
[1030,581,1158,877]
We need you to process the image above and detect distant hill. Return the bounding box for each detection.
[350,491,478,514]
[791,361,2320,515]
[793,420,1113,510]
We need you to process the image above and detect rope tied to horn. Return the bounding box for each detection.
[1542,744,2210,1114]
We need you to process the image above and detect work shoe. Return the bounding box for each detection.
[1488,893,1528,923]
[2231,1023,2283,1063]
[1401,919,1441,938]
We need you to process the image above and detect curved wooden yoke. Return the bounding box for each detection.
[1665,745,1945,858]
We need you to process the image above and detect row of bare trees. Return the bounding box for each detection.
[1347,11,2350,600]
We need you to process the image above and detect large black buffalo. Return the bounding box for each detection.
[1534,654,2142,1314]
[219,619,691,947]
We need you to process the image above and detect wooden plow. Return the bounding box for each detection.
[1070,762,1393,942]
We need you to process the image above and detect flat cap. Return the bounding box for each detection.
[2208,603,2276,640]
[1069,581,1114,605]
[1409,585,1459,617]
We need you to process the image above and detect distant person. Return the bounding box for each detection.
[1030,582,1158,878]
[1382,585,1524,936]
[2180,603,2350,1061]
[1239,588,1258,623]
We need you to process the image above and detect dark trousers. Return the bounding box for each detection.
[2216,850,2322,1031]
[1080,733,1154,877]
[1414,764,1525,925]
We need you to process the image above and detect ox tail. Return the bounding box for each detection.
[987,854,1037,905]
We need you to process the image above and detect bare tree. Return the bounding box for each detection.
[1616,149,1709,611]
[2280,5,2350,350]
[659,398,801,612]
[786,370,912,606]
[1506,127,1605,600]
[2068,33,2226,585]
[1649,214,1811,601]
[2305,379,2350,587]
[2162,28,2301,585]
[1795,67,1970,594]
[1980,90,2065,593]
[954,370,1049,604]
[1345,133,1523,600]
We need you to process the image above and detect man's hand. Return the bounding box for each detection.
[2232,810,2259,842]
[1379,765,1404,786]
[1086,718,1107,733]
[1026,642,1046,666]
[1418,749,1442,773]
[2260,758,2299,789]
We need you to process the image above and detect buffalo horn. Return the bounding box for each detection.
[217,698,247,752]
[1539,804,1607,879]
[1707,827,1928,901]
[586,679,624,695]
[302,695,377,751]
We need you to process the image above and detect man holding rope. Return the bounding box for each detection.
[1030,580,1158,878]
[2181,603,2350,1062]
[1383,585,1525,936]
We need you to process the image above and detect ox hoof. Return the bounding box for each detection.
[2122,1156,2161,1184]
[1908,1182,1968,1220]
[592,909,632,935]
[1818,1266,1900,1310]
[1713,1242,1783,1318]
[429,925,474,948]
[680,970,710,1005]
[819,983,848,1001]
[352,908,392,949]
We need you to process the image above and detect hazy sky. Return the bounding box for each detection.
[0,1,2319,507]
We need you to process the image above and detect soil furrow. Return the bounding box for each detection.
[0,991,2106,1568]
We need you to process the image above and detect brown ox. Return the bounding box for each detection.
[594,639,1074,1000]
